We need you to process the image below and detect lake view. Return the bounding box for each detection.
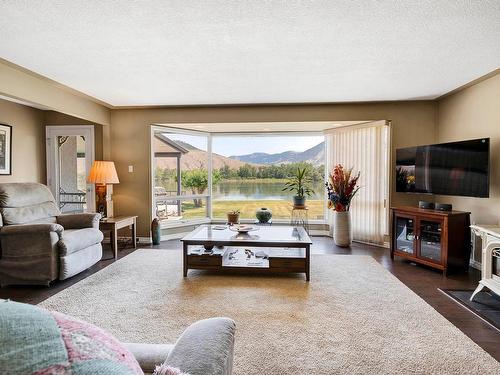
[212,180,325,200]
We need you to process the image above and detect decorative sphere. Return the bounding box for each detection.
[256,207,272,223]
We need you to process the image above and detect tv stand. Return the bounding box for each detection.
[390,206,471,275]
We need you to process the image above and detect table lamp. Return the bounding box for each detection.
[87,161,119,218]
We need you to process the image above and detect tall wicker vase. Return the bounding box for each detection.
[333,211,352,247]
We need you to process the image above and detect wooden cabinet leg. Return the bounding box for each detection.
[183,242,188,277]
[305,245,310,281]
[112,228,118,259]
[132,220,137,249]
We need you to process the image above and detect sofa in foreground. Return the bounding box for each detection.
[0,299,236,375]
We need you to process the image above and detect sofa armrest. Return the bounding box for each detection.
[57,213,101,229]
[123,343,174,374]
[1,223,63,236]
[165,317,236,375]
[0,223,63,260]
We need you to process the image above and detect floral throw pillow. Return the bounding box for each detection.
[0,299,143,374]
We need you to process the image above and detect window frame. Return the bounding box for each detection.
[150,125,211,228]
[151,125,328,228]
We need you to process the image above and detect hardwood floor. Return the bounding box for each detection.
[1,236,499,360]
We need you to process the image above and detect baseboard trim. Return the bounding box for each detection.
[102,236,152,245]
[137,236,152,244]
[469,259,481,270]
[310,230,329,236]
[161,232,191,241]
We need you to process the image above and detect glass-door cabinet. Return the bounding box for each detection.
[391,207,471,275]
[418,219,443,263]
[392,212,444,265]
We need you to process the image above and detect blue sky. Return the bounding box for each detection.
[165,133,324,157]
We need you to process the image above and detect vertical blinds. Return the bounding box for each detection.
[326,123,389,245]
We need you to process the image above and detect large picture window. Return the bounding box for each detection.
[211,134,325,221]
[152,126,326,225]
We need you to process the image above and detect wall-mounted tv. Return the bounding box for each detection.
[396,138,490,197]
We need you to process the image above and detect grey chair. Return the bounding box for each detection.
[125,317,236,375]
[0,183,103,286]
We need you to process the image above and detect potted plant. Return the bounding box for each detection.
[227,210,240,225]
[282,166,315,207]
[326,164,361,247]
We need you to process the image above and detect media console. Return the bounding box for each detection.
[390,206,471,275]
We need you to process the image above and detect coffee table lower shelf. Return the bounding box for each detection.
[183,248,310,281]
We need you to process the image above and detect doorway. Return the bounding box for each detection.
[46,125,95,213]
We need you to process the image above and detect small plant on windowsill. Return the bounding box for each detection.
[282,166,315,208]
[227,210,240,225]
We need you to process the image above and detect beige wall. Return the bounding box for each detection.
[0,99,106,188]
[0,59,110,126]
[0,99,45,183]
[437,73,500,225]
[111,102,438,236]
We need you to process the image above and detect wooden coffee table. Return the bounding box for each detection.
[181,225,312,281]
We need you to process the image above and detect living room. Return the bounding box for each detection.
[0,1,499,374]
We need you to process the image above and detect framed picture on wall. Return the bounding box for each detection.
[0,124,12,175]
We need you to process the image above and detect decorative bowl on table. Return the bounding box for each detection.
[229,224,259,233]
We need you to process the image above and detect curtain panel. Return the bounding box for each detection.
[326,123,389,245]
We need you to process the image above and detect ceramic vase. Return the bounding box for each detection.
[256,207,272,223]
[151,218,161,245]
[333,211,352,247]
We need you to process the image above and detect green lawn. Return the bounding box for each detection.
[182,199,325,220]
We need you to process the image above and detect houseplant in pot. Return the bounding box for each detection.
[326,164,360,247]
[227,210,240,225]
[282,166,315,207]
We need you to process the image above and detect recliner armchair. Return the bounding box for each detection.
[0,183,103,286]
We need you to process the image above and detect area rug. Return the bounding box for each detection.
[440,288,500,332]
[39,250,500,374]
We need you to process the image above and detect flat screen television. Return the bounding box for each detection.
[396,138,490,197]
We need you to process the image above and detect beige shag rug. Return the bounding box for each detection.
[40,250,500,374]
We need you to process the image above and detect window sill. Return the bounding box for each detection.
[159,217,210,229]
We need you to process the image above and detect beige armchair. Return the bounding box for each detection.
[0,183,103,286]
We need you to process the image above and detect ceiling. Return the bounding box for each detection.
[0,1,499,107]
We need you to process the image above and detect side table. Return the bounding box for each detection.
[99,216,138,259]
[291,206,309,234]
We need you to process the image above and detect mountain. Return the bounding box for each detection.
[154,139,258,170]
[230,141,324,166]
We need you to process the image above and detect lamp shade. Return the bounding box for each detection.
[87,161,119,184]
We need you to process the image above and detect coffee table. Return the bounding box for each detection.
[181,225,312,281]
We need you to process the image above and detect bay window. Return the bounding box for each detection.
[152,126,326,226]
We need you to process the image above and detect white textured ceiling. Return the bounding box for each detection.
[0,1,499,106]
